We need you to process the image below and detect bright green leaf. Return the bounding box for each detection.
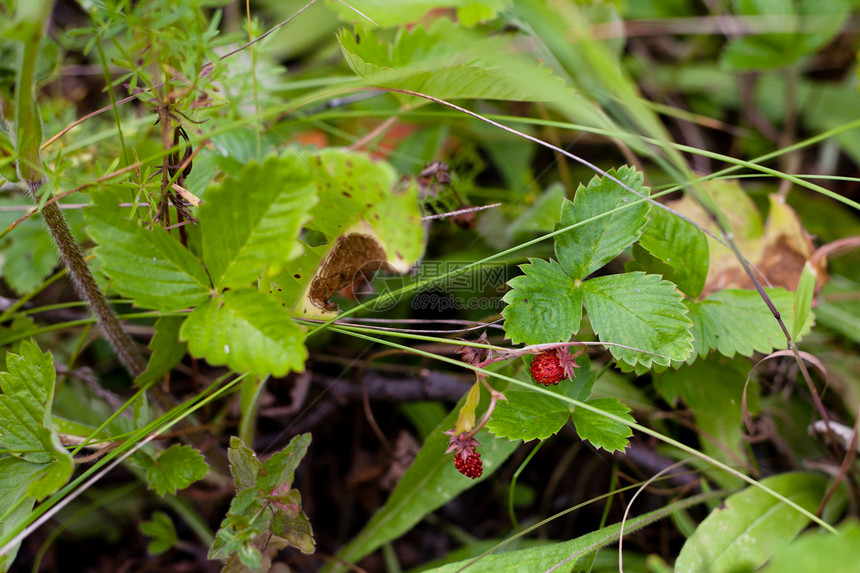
[638,206,709,298]
[675,472,827,573]
[581,272,693,368]
[135,316,187,387]
[140,511,178,555]
[570,397,633,452]
[501,258,581,345]
[227,436,261,491]
[763,519,860,573]
[200,153,317,289]
[0,456,43,571]
[140,444,208,497]
[686,287,813,359]
[556,166,651,280]
[180,289,307,377]
[86,201,211,312]
[793,262,817,341]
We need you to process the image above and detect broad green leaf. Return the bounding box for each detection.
[139,444,208,497]
[686,288,813,359]
[0,342,73,497]
[793,262,817,341]
[675,472,827,573]
[721,0,850,70]
[763,519,860,573]
[337,20,560,102]
[1,224,57,295]
[135,316,187,387]
[581,272,693,368]
[140,511,178,555]
[424,491,720,572]
[180,289,307,377]
[86,201,211,312]
[638,206,708,298]
[556,166,651,280]
[328,393,520,572]
[487,354,594,441]
[654,356,756,465]
[256,433,312,493]
[200,153,317,289]
[570,397,633,452]
[0,456,44,571]
[501,258,581,345]
[296,149,424,318]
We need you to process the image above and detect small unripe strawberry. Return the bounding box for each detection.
[530,351,565,385]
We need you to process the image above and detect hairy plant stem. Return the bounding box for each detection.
[13,0,145,378]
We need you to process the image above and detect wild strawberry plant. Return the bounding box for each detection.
[0,0,859,572]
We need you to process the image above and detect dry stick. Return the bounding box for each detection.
[13,6,145,377]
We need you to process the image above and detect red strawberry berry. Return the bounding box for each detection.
[453,449,483,479]
[530,351,565,385]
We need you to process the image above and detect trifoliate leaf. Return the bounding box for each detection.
[135,316,186,387]
[140,444,208,496]
[501,258,581,345]
[140,511,178,555]
[180,289,307,377]
[570,397,633,452]
[581,272,693,368]
[638,206,708,298]
[556,166,651,280]
[200,152,317,289]
[685,288,813,360]
[86,201,211,312]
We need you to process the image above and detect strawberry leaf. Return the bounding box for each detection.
[200,153,317,289]
[638,206,709,298]
[581,272,693,368]
[180,289,307,377]
[685,288,813,360]
[556,166,651,280]
[139,444,208,497]
[501,258,582,345]
[570,397,634,453]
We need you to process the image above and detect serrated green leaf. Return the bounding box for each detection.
[140,444,208,496]
[135,316,186,387]
[180,289,307,377]
[200,153,317,289]
[0,342,73,494]
[209,488,271,563]
[638,207,708,298]
[793,263,817,341]
[763,519,860,573]
[570,397,633,452]
[686,287,813,359]
[228,436,261,491]
[330,392,519,572]
[0,456,43,571]
[86,201,211,312]
[140,511,178,555]
[556,166,651,280]
[675,472,827,573]
[581,272,693,368]
[337,20,560,102]
[257,433,311,494]
[501,258,581,345]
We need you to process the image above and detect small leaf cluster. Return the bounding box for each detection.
[209,434,315,571]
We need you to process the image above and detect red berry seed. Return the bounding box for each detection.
[453,449,483,479]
